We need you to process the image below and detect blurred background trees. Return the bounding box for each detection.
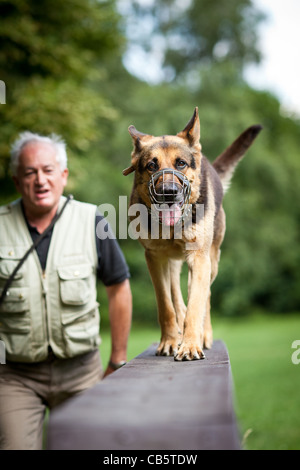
[0,0,124,189]
[1,0,299,324]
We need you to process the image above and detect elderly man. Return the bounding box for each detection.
[0,132,132,450]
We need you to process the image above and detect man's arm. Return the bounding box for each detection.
[103,279,132,378]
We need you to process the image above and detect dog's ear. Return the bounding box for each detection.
[123,126,153,176]
[128,125,153,149]
[177,107,201,149]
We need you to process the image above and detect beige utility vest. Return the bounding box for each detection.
[0,197,100,363]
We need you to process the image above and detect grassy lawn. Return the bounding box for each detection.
[99,313,300,450]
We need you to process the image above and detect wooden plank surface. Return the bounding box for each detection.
[47,340,241,450]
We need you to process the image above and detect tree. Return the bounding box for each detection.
[119,0,264,81]
[0,0,124,186]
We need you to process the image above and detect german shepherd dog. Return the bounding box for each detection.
[123,108,262,361]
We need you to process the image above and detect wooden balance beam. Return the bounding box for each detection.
[47,340,240,450]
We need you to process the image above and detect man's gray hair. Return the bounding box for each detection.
[10,131,68,175]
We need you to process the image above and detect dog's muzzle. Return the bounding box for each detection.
[148,168,191,226]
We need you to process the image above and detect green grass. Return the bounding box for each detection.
[99,313,300,450]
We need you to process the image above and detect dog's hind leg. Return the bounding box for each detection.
[145,250,180,356]
[170,259,186,337]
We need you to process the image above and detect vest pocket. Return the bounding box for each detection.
[0,253,27,315]
[58,264,93,306]
[0,287,29,315]
[57,264,99,356]
[0,287,31,360]
[0,248,26,281]
[61,307,100,356]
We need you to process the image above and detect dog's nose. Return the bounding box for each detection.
[156,182,180,203]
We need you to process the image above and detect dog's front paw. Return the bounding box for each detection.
[174,341,205,361]
[156,336,180,357]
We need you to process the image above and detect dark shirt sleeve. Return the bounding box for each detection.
[95,213,130,286]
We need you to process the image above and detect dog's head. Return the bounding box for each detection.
[124,108,202,226]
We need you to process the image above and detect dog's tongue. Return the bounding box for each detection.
[160,204,182,226]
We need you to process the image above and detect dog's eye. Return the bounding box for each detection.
[176,159,187,170]
[147,161,158,172]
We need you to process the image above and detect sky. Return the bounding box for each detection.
[244,0,300,116]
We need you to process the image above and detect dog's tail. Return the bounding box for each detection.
[212,125,263,193]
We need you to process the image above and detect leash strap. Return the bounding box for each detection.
[0,194,73,307]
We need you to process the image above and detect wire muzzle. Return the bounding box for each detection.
[148,168,191,226]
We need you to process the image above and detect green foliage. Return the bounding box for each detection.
[120,0,264,80]
[0,0,124,178]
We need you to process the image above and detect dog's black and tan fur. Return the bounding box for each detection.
[124,108,262,361]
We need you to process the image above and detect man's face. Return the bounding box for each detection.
[13,141,69,216]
